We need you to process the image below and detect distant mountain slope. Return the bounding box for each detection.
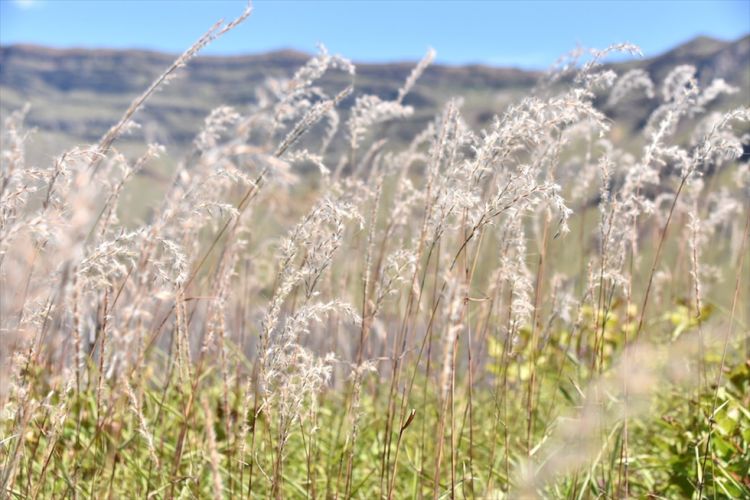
[1,35,747,161]
[613,35,749,89]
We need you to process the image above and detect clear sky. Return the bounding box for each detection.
[1,0,748,68]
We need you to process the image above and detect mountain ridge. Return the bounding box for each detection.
[1,34,747,161]
[3,32,746,68]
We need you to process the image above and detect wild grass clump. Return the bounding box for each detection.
[1,4,749,498]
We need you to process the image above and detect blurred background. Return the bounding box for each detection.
[1,0,748,169]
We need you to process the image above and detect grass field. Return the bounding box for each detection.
[1,5,749,499]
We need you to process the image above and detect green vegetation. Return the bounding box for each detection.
[2,5,749,498]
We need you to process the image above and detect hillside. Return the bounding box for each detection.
[0,34,748,163]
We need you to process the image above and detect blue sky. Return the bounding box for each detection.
[1,0,748,68]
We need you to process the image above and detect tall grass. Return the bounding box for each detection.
[1,5,749,498]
